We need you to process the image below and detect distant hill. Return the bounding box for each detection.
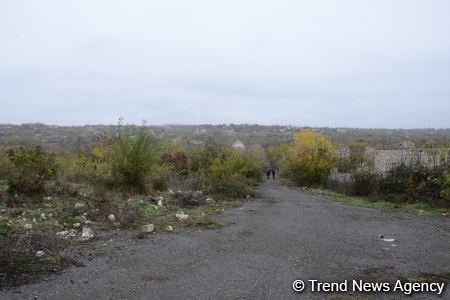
[0,123,449,151]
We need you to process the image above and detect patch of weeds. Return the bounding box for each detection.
[39,257,61,266]
[396,203,450,215]
[151,214,176,232]
[58,216,76,227]
[86,250,105,257]
[135,201,158,219]
[69,238,83,246]
[35,221,61,233]
[17,256,66,277]
[28,208,49,222]
[0,232,76,288]
[0,180,8,192]
[182,201,238,229]
[307,188,450,215]
[406,272,450,283]
[182,214,224,229]
[0,223,14,237]
[0,253,60,286]
[147,198,240,232]
[195,215,224,229]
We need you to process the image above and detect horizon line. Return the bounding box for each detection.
[0,123,449,131]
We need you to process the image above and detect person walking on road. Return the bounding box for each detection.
[271,168,276,180]
[266,169,271,180]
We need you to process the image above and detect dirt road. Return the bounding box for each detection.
[1,181,449,299]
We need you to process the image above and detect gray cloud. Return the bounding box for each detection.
[1,0,449,128]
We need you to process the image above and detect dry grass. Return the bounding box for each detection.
[0,232,79,289]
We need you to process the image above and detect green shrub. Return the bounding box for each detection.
[208,172,253,198]
[380,164,411,196]
[150,165,169,191]
[57,151,111,184]
[111,131,158,194]
[335,156,353,173]
[206,149,261,198]
[380,163,449,205]
[0,149,15,180]
[161,151,188,176]
[0,223,14,237]
[7,146,57,195]
[441,170,450,202]
[352,169,381,196]
[188,140,220,175]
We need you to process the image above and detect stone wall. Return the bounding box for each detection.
[337,147,448,173]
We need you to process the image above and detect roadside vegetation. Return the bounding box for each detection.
[306,188,450,215]
[1,124,449,288]
[278,130,450,214]
[0,122,264,288]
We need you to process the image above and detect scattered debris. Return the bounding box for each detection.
[166,225,173,232]
[56,230,69,236]
[382,238,396,242]
[8,208,24,216]
[76,215,87,222]
[107,214,116,222]
[81,227,94,240]
[74,203,85,209]
[68,229,78,237]
[35,251,45,257]
[175,211,189,220]
[141,224,155,233]
[73,223,81,228]
[174,191,206,207]
[23,223,33,230]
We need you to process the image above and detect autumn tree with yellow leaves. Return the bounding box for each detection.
[285,131,335,185]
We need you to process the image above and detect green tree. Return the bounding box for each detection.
[111,130,157,193]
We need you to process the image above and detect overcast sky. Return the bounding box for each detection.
[1,0,449,128]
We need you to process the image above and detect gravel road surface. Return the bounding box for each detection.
[1,180,449,299]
